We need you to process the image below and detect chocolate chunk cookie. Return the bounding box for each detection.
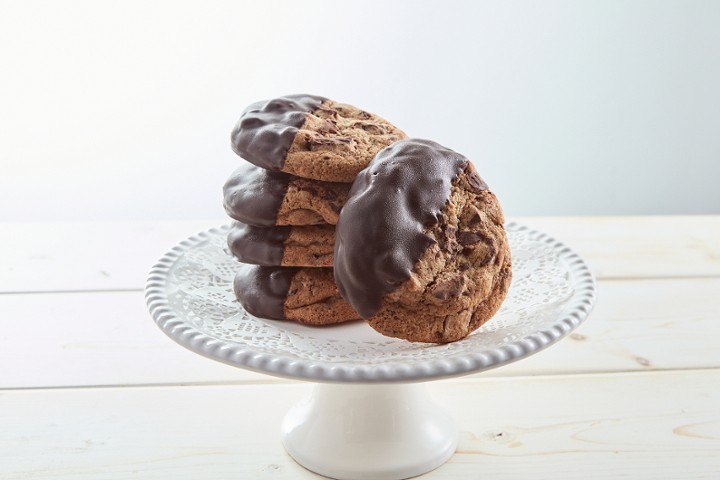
[233,264,360,325]
[228,222,335,267]
[223,162,350,226]
[231,94,407,182]
[334,139,512,343]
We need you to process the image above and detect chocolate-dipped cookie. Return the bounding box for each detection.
[223,163,350,226]
[228,222,335,267]
[334,139,512,343]
[233,264,360,325]
[231,94,407,183]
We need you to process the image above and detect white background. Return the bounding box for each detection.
[1,0,718,222]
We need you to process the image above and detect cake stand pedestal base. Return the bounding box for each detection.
[281,383,458,480]
[147,225,596,478]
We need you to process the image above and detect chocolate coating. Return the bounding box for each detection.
[223,163,291,226]
[233,264,298,320]
[333,139,486,318]
[227,222,290,266]
[231,94,326,170]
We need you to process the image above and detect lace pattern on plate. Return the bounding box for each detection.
[155,223,591,367]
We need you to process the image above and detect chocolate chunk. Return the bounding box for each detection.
[430,275,466,301]
[308,136,353,150]
[320,188,338,200]
[360,123,385,134]
[466,170,488,192]
[318,120,339,134]
[457,231,483,245]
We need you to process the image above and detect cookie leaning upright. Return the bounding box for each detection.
[231,94,407,183]
[334,139,512,343]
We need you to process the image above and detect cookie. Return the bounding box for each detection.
[231,94,407,182]
[223,162,350,226]
[334,139,512,343]
[227,222,335,267]
[233,264,360,325]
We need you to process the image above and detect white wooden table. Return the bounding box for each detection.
[2,216,719,479]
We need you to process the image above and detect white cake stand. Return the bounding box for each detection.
[145,223,595,480]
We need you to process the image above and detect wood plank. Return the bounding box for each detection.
[1,370,719,479]
[488,275,720,377]
[432,370,720,479]
[0,290,268,389]
[514,215,720,279]
[0,220,225,293]
[1,277,718,389]
[1,216,718,294]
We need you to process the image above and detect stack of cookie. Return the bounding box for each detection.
[223,94,407,326]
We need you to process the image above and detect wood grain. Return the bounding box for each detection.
[514,215,720,279]
[1,277,718,389]
[1,370,718,479]
[2,217,719,479]
[1,216,718,294]
[0,220,224,293]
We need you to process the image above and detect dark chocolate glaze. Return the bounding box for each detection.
[227,222,290,266]
[333,139,486,318]
[233,264,299,320]
[231,94,327,170]
[222,162,292,226]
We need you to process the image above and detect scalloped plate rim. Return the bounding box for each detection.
[145,222,596,383]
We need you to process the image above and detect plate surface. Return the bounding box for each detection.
[145,223,595,382]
